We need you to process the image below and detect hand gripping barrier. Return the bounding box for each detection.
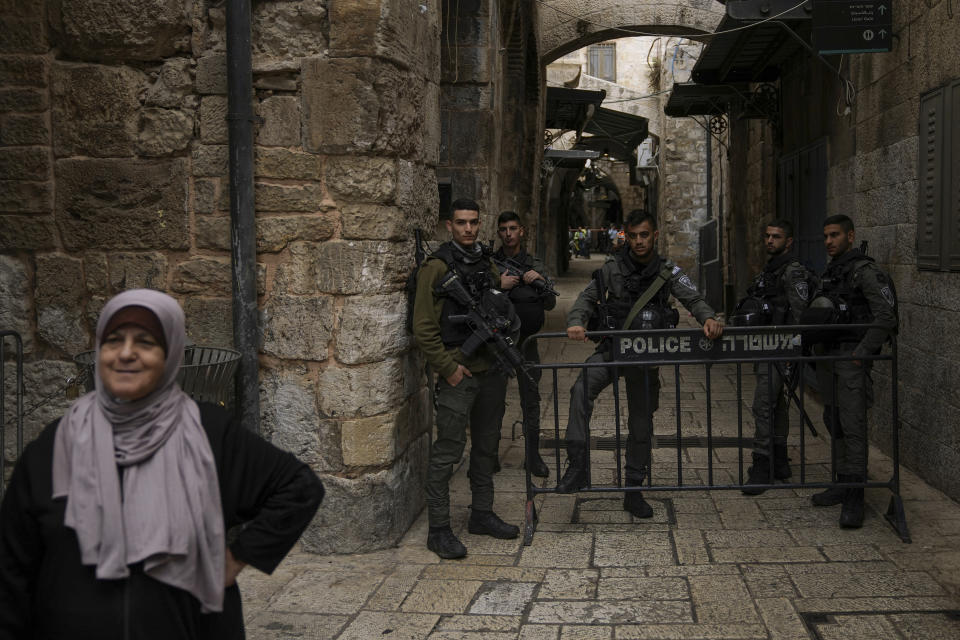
[520,324,910,545]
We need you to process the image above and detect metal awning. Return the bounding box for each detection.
[690,12,808,85]
[583,107,649,153]
[544,148,601,169]
[544,86,606,130]
[664,83,748,117]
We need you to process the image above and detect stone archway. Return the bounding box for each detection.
[535,0,726,275]
[538,0,725,63]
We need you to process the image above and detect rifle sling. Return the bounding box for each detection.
[622,265,673,330]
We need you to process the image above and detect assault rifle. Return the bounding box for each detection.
[491,255,559,297]
[435,270,534,383]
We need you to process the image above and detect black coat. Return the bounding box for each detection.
[0,403,324,640]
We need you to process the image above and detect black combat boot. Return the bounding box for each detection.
[623,488,653,518]
[524,428,549,478]
[811,476,847,507]
[773,444,792,480]
[839,475,865,528]
[742,453,771,495]
[812,436,847,505]
[555,444,588,493]
[467,510,519,539]
[427,525,467,559]
[811,485,845,506]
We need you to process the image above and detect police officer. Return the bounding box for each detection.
[412,199,519,558]
[559,210,723,517]
[495,211,558,478]
[739,220,812,493]
[809,214,897,528]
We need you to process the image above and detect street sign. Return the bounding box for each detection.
[812,0,892,54]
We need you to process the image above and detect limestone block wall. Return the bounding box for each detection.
[0,0,442,549]
[438,0,501,239]
[654,40,707,275]
[841,0,960,500]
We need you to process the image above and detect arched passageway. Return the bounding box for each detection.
[533,0,725,277]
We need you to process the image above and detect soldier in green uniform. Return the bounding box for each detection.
[738,220,813,493]
[809,214,898,528]
[412,199,519,558]
[558,210,723,517]
[495,211,558,478]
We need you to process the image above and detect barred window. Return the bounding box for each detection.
[588,43,616,82]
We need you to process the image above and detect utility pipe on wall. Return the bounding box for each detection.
[226,0,260,432]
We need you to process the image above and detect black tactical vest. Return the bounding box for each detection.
[606,251,673,328]
[495,249,544,338]
[817,250,875,326]
[745,253,800,324]
[432,242,496,348]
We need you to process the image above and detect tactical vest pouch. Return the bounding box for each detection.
[627,305,679,330]
[730,296,772,327]
[798,295,855,344]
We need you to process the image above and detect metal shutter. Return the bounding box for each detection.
[917,88,944,270]
[948,80,960,271]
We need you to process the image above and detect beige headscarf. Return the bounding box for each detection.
[52,289,225,612]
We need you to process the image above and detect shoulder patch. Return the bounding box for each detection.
[677,274,695,290]
[880,286,895,307]
[794,281,810,301]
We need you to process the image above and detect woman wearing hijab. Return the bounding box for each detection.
[0,289,324,639]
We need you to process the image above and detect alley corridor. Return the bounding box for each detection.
[238,257,960,639]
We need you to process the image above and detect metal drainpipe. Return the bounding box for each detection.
[226,0,260,432]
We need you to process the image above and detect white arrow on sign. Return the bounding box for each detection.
[879,28,888,38]
[878,4,887,15]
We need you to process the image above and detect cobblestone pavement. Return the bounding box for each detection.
[240,255,960,639]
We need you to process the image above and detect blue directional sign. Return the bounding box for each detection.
[812,0,893,54]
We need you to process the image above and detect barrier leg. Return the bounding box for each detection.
[885,495,911,543]
[523,498,537,546]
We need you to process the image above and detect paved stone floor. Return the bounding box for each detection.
[240,255,960,639]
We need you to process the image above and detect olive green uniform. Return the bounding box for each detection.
[750,255,811,457]
[412,248,507,528]
[565,251,716,483]
[814,249,898,477]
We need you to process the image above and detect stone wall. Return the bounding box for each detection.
[0,0,443,550]
[654,40,708,276]
[437,0,499,236]
[722,0,960,500]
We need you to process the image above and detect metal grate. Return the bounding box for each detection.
[74,346,240,408]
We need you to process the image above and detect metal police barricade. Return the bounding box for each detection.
[520,324,910,545]
[0,331,24,500]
